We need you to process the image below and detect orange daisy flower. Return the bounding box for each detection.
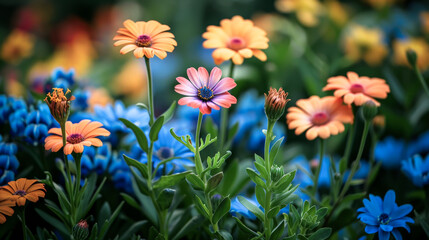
[113,19,177,59]
[202,15,269,65]
[0,195,15,224]
[322,72,390,106]
[287,96,354,140]
[45,120,110,155]
[0,178,46,207]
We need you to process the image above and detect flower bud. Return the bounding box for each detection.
[44,88,75,125]
[406,49,417,67]
[157,188,175,210]
[372,115,385,136]
[271,165,285,182]
[264,87,290,122]
[72,220,89,240]
[360,101,378,122]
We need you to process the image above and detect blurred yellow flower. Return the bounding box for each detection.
[253,13,285,39]
[1,29,34,64]
[326,0,348,26]
[275,0,323,27]
[87,88,113,111]
[421,12,429,34]
[393,38,429,70]
[343,25,388,66]
[111,60,147,101]
[365,0,395,9]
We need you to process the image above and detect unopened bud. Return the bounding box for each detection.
[406,49,417,67]
[372,115,385,135]
[44,88,75,125]
[72,220,89,240]
[361,101,378,122]
[264,87,291,122]
[271,165,285,182]
[157,188,175,210]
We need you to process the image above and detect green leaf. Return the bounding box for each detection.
[206,172,224,192]
[273,171,296,192]
[172,216,204,240]
[193,195,211,219]
[227,122,239,141]
[254,162,269,180]
[270,220,285,240]
[233,217,258,236]
[368,162,381,186]
[35,209,69,236]
[119,118,149,153]
[254,154,265,166]
[267,206,280,219]
[271,185,299,207]
[203,116,218,138]
[153,171,191,189]
[98,201,124,240]
[157,188,175,210]
[269,137,284,165]
[342,192,366,205]
[121,193,140,210]
[160,101,176,124]
[123,154,148,179]
[316,207,328,221]
[255,185,266,208]
[186,173,205,190]
[237,196,264,221]
[136,102,149,110]
[212,197,231,224]
[246,168,266,188]
[118,220,147,240]
[308,228,331,240]
[339,157,347,174]
[150,116,165,141]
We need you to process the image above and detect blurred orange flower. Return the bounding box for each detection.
[112,60,147,101]
[275,0,323,27]
[393,38,429,70]
[421,12,429,34]
[323,72,390,106]
[1,29,34,64]
[87,88,113,111]
[113,19,177,59]
[287,96,353,140]
[0,195,15,224]
[343,25,388,66]
[0,178,45,207]
[45,120,110,155]
[202,15,269,65]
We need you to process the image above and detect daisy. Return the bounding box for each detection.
[323,72,390,106]
[0,195,14,224]
[175,67,237,114]
[45,120,110,155]
[202,15,269,65]
[0,178,46,206]
[113,19,177,59]
[287,96,353,140]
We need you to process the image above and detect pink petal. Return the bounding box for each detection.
[178,97,202,108]
[212,77,237,94]
[207,101,220,111]
[212,92,237,108]
[208,67,222,89]
[176,77,197,90]
[199,102,212,115]
[187,68,203,89]
[175,84,197,96]
[198,67,209,87]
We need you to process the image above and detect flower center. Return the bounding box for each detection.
[136,34,152,47]
[13,190,26,197]
[198,86,214,101]
[228,37,246,51]
[378,213,390,224]
[312,112,329,125]
[350,83,364,93]
[67,133,85,144]
[157,147,174,160]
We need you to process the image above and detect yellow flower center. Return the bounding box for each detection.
[229,37,246,51]
[350,83,364,93]
[136,34,152,47]
[67,133,85,144]
[312,112,329,125]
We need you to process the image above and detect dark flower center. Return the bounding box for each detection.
[312,112,329,126]
[378,213,390,224]
[350,83,364,93]
[13,190,26,197]
[136,34,152,47]
[198,86,214,101]
[157,147,174,160]
[67,133,85,144]
[229,37,246,51]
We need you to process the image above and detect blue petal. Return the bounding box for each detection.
[383,190,396,214]
[360,215,379,225]
[365,225,379,234]
[391,229,403,240]
[390,204,413,219]
[380,224,393,232]
[363,198,381,217]
[378,230,390,240]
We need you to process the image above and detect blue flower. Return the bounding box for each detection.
[108,152,133,193]
[0,95,27,124]
[230,196,259,220]
[401,155,429,187]
[51,67,75,91]
[0,138,19,185]
[72,90,90,111]
[69,144,112,178]
[357,190,414,240]
[24,103,54,145]
[375,137,408,169]
[9,108,28,137]
[176,105,220,126]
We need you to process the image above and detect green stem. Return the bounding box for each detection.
[343,123,355,164]
[218,61,235,153]
[263,120,275,240]
[364,126,377,191]
[21,207,27,240]
[313,139,325,196]
[60,122,72,197]
[144,56,155,125]
[205,192,219,233]
[413,65,429,98]
[75,154,82,194]
[195,112,204,176]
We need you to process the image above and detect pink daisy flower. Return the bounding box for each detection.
[175,67,237,114]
